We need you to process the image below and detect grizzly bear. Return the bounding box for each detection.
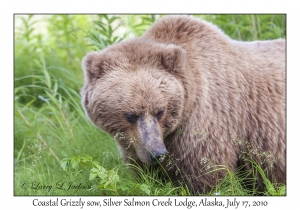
[81,15,286,194]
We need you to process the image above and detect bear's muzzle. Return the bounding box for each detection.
[137,114,168,165]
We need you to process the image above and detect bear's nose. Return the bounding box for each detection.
[150,148,168,164]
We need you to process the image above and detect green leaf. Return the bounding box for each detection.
[90,168,100,173]
[108,25,113,38]
[70,156,79,169]
[101,15,108,21]
[279,185,286,195]
[60,158,70,171]
[98,172,108,180]
[140,184,151,195]
[103,180,111,188]
[89,172,98,181]
[90,164,107,180]
[119,184,129,191]
[53,82,58,97]
[82,154,93,163]
[93,162,105,171]
[38,95,49,102]
[14,87,28,95]
[165,182,172,188]
[108,16,119,24]
[94,22,106,31]
[108,171,119,183]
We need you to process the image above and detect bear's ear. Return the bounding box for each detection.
[159,45,186,73]
[82,52,105,82]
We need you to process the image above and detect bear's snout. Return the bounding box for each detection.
[149,147,168,164]
[135,114,168,165]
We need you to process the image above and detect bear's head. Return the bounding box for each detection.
[81,38,186,165]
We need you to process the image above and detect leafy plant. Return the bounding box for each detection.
[248,159,286,196]
[60,155,155,195]
[86,15,125,51]
[125,15,162,37]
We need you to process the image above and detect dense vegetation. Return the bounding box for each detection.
[14,14,286,196]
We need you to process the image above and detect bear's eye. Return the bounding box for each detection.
[156,108,164,120]
[125,113,139,123]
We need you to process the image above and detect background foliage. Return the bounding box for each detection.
[14,14,286,196]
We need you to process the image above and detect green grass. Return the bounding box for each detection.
[14,14,286,196]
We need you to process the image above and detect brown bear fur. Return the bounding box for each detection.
[81,15,286,194]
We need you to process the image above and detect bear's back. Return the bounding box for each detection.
[143,15,230,47]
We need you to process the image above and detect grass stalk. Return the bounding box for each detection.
[18,109,60,162]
